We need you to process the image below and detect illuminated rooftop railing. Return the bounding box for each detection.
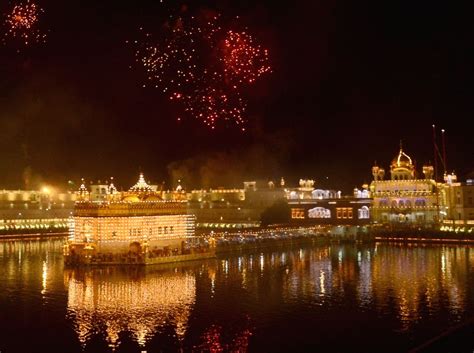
[75,201,188,217]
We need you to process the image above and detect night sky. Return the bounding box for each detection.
[1,0,473,192]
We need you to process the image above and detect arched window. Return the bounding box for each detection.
[358,206,370,219]
[398,200,405,207]
[415,199,426,207]
[312,189,324,199]
[308,207,331,218]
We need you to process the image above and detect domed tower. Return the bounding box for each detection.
[78,178,89,201]
[372,163,385,181]
[423,164,434,179]
[390,144,415,180]
[444,171,457,184]
[108,177,118,194]
[129,173,153,193]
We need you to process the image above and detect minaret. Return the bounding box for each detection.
[108,177,117,195]
[372,162,379,181]
[423,164,434,179]
[78,178,89,201]
[280,177,285,188]
[372,162,385,181]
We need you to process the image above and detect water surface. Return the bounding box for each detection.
[1,237,473,352]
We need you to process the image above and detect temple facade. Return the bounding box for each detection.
[65,174,209,265]
[287,179,371,226]
[370,145,447,227]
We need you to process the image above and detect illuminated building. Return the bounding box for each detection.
[0,188,75,235]
[446,182,474,221]
[187,180,285,229]
[370,145,448,226]
[286,179,341,200]
[286,179,371,226]
[441,174,474,233]
[65,174,214,265]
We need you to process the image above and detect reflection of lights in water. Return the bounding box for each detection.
[222,260,229,275]
[65,268,196,349]
[357,251,362,265]
[319,270,325,295]
[370,245,471,331]
[208,266,216,295]
[238,257,242,272]
[357,251,372,306]
[448,285,463,314]
[338,250,343,263]
[259,253,264,272]
[41,258,48,295]
[242,268,248,290]
[398,293,412,329]
[195,319,253,352]
[441,252,446,275]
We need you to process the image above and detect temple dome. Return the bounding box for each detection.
[122,195,140,203]
[391,148,413,168]
[390,146,415,180]
[129,173,153,193]
[143,194,161,201]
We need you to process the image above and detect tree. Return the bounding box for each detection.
[260,199,291,226]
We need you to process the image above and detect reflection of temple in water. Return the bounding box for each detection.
[64,267,196,349]
[213,243,474,334]
[370,244,471,330]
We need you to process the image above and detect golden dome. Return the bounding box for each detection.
[122,195,140,203]
[391,148,413,168]
[143,194,162,201]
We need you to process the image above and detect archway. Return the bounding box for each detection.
[129,242,142,254]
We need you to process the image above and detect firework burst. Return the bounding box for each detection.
[222,30,271,86]
[130,11,271,131]
[171,86,247,130]
[3,0,47,46]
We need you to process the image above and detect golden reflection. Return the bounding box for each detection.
[64,266,196,349]
[0,238,62,298]
[370,244,470,330]
[41,258,48,295]
[213,243,474,333]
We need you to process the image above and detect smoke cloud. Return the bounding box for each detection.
[167,130,293,189]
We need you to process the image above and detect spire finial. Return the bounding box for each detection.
[399,139,403,150]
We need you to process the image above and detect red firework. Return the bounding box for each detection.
[3,0,46,46]
[222,30,271,86]
[130,12,271,131]
[171,86,247,131]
